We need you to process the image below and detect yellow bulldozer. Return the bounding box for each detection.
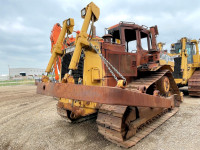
[159,37,200,96]
[37,2,182,148]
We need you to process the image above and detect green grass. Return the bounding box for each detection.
[0,79,35,86]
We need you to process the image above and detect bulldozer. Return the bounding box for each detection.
[160,37,200,96]
[37,2,182,148]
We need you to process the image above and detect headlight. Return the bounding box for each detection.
[67,19,70,26]
[81,8,86,17]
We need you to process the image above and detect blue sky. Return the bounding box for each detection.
[0,0,200,74]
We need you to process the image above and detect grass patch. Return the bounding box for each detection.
[0,80,35,86]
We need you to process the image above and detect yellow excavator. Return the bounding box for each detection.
[160,37,200,96]
[37,2,182,148]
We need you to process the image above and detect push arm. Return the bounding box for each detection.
[46,18,74,73]
[68,2,100,70]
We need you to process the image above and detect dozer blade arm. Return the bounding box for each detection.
[68,2,100,70]
[37,82,175,108]
[46,18,74,73]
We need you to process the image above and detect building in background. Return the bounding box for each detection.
[9,68,45,78]
[0,74,9,81]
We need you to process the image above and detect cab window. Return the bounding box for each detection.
[124,29,137,53]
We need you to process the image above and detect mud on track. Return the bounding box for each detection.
[0,86,200,150]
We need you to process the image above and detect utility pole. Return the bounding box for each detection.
[8,65,10,80]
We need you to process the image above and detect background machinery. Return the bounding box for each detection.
[158,42,175,70]
[165,37,200,96]
[37,2,182,148]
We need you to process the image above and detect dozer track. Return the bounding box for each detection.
[96,70,180,148]
[188,70,200,96]
[126,70,180,97]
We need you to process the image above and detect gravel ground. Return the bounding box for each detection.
[0,85,200,150]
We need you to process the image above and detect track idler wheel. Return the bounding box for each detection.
[156,76,170,94]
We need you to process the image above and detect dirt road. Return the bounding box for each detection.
[0,86,200,150]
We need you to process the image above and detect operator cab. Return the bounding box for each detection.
[171,41,196,64]
[102,22,160,72]
[107,22,157,53]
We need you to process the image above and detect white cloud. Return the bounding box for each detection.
[103,14,132,24]
[0,17,43,35]
[1,0,200,74]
